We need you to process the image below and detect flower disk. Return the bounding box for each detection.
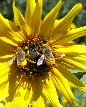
[0,0,86,107]
[17,37,50,76]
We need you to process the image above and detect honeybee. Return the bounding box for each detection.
[37,44,55,66]
[7,48,27,68]
[16,48,27,68]
[16,48,36,67]
[37,44,65,66]
[8,47,36,67]
[42,44,56,65]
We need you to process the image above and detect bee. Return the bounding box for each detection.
[16,48,27,68]
[42,44,56,65]
[7,47,36,67]
[17,48,36,67]
[37,44,65,66]
[37,44,55,66]
[7,48,27,67]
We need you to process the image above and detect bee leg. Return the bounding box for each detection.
[52,63,57,67]
[26,58,36,64]
[36,52,41,56]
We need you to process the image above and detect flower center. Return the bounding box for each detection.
[16,37,51,76]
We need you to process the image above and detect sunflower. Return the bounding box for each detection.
[1,0,86,107]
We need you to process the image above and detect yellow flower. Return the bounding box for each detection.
[0,0,86,107]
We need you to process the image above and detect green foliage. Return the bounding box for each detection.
[73,72,86,80]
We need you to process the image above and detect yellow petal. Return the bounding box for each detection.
[4,18,25,41]
[69,82,86,92]
[51,67,76,105]
[8,20,26,40]
[25,0,36,27]
[50,3,82,39]
[0,37,18,47]
[0,40,16,55]
[42,78,62,107]
[13,0,29,36]
[6,63,20,102]
[0,82,9,102]
[0,55,13,63]
[5,88,32,107]
[73,55,86,63]
[31,77,43,101]
[0,14,14,31]
[0,68,9,84]
[64,54,86,64]
[55,26,86,44]
[5,101,24,107]
[0,14,22,44]
[40,0,62,38]
[8,20,21,31]
[63,58,86,72]
[63,26,86,43]
[54,21,76,30]
[0,63,9,102]
[54,45,86,53]
[0,32,22,46]
[31,0,42,36]
[53,75,76,105]
[32,96,45,107]
[24,88,33,101]
[0,52,13,60]
[56,60,77,71]
[56,65,84,87]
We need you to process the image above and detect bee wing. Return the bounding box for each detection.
[37,55,44,66]
[7,56,16,66]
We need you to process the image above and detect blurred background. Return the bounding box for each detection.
[0,0,86,107]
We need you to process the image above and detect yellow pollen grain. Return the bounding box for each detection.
[34,69,36,71]
[30,72,32,74]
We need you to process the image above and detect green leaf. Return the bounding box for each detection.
[73,72,86,80]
